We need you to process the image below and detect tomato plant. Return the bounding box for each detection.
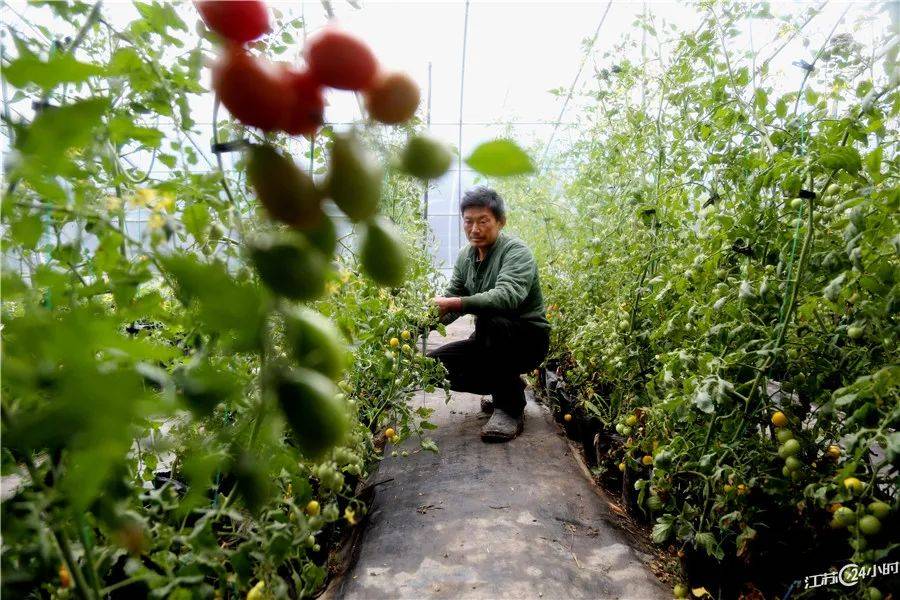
[506,3,898,597]
[1,2,448,598]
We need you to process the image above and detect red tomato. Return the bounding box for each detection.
[364,71,420,124]
[304,25,378,91]
[195,1,270,44]
[212,46,290,132]
[280,66,326,137]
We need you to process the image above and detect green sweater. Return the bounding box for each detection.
[443,232,549,329]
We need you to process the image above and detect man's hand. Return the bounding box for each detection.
[433,296,463,316]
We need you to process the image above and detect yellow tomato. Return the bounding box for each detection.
[843,477,864,494]
[385,427,396,439]
[305,500,320,516]
[247,580,266,600]
[59,565,71,589]
[389,337,400,348]
[771,411,788,428]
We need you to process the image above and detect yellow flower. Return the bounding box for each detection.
[155,192,175,213]
[105,195,123,211]
[326,282,339,295]
[340,270,351,284]
[147,213,166,231]
[344,506,358,526]
[130,188,157,208]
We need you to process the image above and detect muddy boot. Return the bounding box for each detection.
[480,408,524,442]
[480,396,494,413]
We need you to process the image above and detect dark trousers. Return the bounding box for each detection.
[427,316,550,417]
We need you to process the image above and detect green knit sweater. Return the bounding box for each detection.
[442,232,549,329]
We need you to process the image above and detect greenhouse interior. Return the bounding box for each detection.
[1,1,898,599]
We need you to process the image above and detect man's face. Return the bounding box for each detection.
[463,206,504,251]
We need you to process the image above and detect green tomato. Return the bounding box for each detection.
[305,213,337,257]
[284,307,348,381]
[848,325,864,339]
[775,429,794,443]
[359,216,408,287]
[248,143,323,228]
[248,231,328,300]
[867,501,891,520]
[271,366,349,460]
[834,506,856,526]
[778,439,801,458]
[784,456,802,472]
[401,134,453,180]
[858,515,881,536]
[327,132,383,222]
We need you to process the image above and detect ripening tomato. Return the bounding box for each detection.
[364,71,420,124]
[304,25,378,90]
[247,144,323,228]
[279,66,326,137]
[212,46,290,132]
[195,1,270,44]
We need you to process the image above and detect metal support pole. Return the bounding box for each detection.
[422,61,433,361]
[456,0,470,254]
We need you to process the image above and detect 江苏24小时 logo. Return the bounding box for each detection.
[803,561,898,589]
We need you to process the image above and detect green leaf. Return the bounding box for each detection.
[820,147,862,175]
[465,139,534,177]
[9,212,44,249]
[753,88,767,111]
[420,438,439,453]
[775,98,787,118]
[865,147,883,181]
[16,98,108,175]
[108,114,163,147]
[3,49,104,90]
[693,388,715,414]
[162,255,264,352]
[181,204,210,241]
[109,47,144,75]
[652,514,675,543]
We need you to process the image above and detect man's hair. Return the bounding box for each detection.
[460,186,506,222]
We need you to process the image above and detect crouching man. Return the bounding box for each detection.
[428,186,550,442]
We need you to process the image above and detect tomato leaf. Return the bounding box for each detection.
[16,97,108,175]
[3,48,104,90]
[465,139,534,177]
[820,147,862,175]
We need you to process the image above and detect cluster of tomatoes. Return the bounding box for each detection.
[196,0,421,135]
[190,3,455,480]
[195,1,453,294]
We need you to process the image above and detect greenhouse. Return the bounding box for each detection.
[1,1,897,599]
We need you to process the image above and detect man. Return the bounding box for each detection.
[428,186,550,442]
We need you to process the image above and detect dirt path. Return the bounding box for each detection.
[327,318,669,600]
